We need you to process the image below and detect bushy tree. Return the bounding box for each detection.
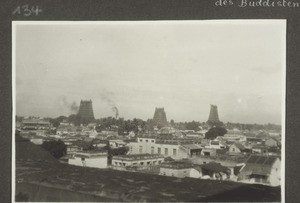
[41,140,67,159]
[49,115,67,127]
[207,120,223,128]
[74,140,94,151]
[205,126,227,140]
[185,121,201,131]
[146,119,155,131]
[68,114,94,126]
[107,146,129,165]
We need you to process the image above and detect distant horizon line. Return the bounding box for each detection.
[15,114,282,126]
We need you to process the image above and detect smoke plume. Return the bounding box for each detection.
[70,101,79,113]
[59,96,79,114]
[112,106,119,118]
[99,91,119,118]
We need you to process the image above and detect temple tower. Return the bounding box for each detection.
[153,107,168,127]
[78,100,95,121]
[208,105,219,123]
[207,104,222,127]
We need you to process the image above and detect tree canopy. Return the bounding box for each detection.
[41,140,67,159]
[205,126,227,140]
[49,116,68,127]
[185,121,201,131]
[107,146,129,165]
[206,120,224,128]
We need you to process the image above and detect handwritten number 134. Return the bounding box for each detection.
[12,5,42,16]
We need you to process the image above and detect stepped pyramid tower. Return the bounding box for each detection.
[208,105,219,123]
[153,107,168,127]
[78,100,95,121]
[207,104,222,127]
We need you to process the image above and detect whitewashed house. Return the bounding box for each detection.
[159,161,193,178]
[206,139,227,149]
[112,154,164,170]
[30,138,43,145]
[68,152,108,169]
[238,155,281,186]
[127,137,195,160]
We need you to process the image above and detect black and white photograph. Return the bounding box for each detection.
[12,20,285,202]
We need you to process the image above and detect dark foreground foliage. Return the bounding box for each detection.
[41,140,67,159]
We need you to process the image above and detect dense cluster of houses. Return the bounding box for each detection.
[16,118,282,187]
[123,133,281,186]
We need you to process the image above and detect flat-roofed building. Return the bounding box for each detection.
[128,137,198,160]
[206,139,227,149]
[68,151,107,169]
[22,119,51,130]
[160,161,193,178]
[155,140,187,160]
[112,154,164,170]
[128,137,156,154]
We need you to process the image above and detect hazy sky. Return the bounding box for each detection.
[14,21,285,124]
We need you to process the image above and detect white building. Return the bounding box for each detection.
[112,154,164,170]
[68,152,108,169]
[155,141,188,160]
[56,124,76,135]
[30,138,43,145]
[128,137,193,160]
[205,139,227,149]
[185,132,205,139]
[223,133,243,142]
[159,161,231,180]
[159,161,193,178]
[21,119,51,130]
[238,155,281,186]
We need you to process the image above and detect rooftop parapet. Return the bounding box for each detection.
[113,153,164,161]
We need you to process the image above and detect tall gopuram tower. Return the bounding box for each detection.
[153,107,168,127]
[207,104,222,126]
[78,100,95,122]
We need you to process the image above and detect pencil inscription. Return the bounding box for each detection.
[12,5,43,16]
